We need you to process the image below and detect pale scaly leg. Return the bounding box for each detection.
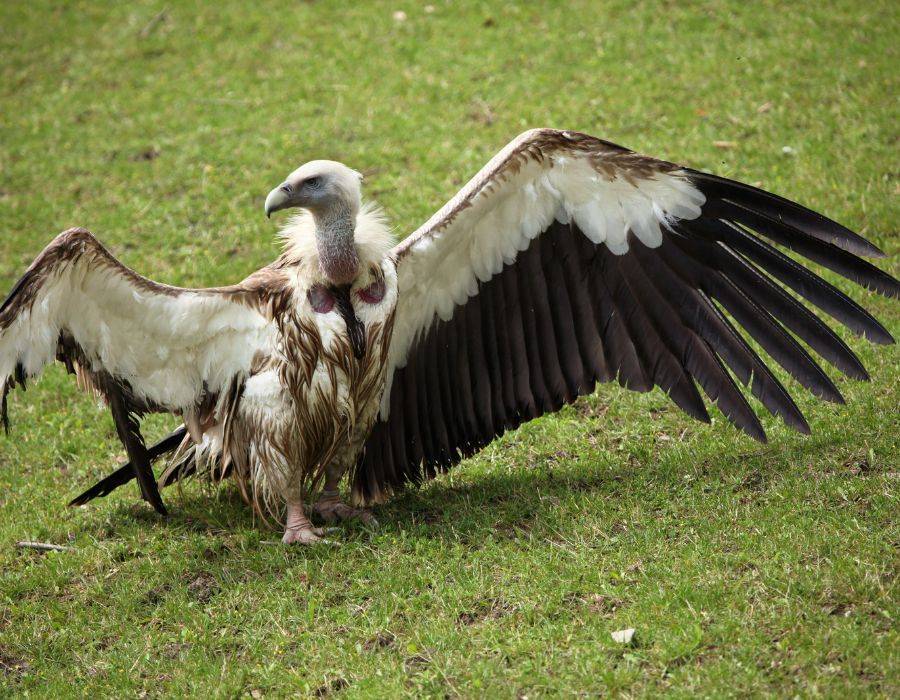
[312,466,378,527]
[282,500,334,544]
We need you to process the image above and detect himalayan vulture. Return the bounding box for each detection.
[1,129,896,544]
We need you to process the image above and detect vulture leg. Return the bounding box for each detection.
[105,382,168,516]
[311,465,378,526]
[282,500,334,545]
[312,489,379,527]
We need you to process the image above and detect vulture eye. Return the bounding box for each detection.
[357,278,385,304]
[307,285,334,313]
[305,176,322,189]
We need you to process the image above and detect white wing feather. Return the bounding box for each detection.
[0,228,276,414]
[386,129,706,413]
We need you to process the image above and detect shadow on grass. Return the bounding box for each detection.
[64,428,854,550]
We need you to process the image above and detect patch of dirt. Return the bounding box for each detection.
[363,631,395,650]
[609,521,629,536]
[825,602,853,617]
[0,647,30,679]
[201,546,222,561]
[548,450,575,465]
[131,147,160,161]
[843,452,877,477]
[457,597,516,625]
[563,593,624,616]
[736,470,765,491]
[734,561,759,577]
[185,572,220,603]
[313,677,349,696]
[587,594,625,615]
[163,642,191,660]
[141,583,172,606]
[403,654,431,673]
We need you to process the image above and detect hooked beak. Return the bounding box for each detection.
[264,184,293,218]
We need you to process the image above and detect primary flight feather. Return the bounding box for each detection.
[3,129,896,543]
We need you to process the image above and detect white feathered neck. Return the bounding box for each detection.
[277,201,394,284]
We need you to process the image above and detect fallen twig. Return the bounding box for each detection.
[16,541,72,552]
[139,8,168,38]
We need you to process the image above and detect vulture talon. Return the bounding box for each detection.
[282,502,338,545]
[281,526,336,546]
[312,493,379,527]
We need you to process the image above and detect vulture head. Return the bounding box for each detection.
[264,160,362,219]
[265,160,364,285]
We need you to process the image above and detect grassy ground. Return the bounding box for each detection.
[1,0,898,696]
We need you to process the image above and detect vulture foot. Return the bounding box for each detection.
[312,490,379,527]
[282,502,337,545]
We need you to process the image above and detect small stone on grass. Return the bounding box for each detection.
[611,628,635,644]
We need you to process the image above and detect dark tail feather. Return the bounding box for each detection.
[157,445,199,488]
[68,426,186,507]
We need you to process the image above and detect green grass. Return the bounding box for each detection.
[1,0,898,696]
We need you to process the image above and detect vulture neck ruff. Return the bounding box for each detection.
[278,202,393,288]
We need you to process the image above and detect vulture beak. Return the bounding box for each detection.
[264,184,293,218]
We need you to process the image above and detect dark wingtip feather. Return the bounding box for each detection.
[745,421,768,443]
[690,398,712,424]
[1,382,9,435]
[859,241,887,259]
[870,328,896,346]
[688,169,887,259]
[14,363,26,391]
[694,220,886,377]
[740,409,768,443]
[706,197,900,300]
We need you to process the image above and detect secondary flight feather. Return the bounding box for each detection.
[2,129,896,543]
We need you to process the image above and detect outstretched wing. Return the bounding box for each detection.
[351,128,898,504]
[0,227,284,431]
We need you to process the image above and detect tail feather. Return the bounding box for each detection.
[68,427,186,507]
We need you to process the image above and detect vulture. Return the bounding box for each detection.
[1,129,897,544]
